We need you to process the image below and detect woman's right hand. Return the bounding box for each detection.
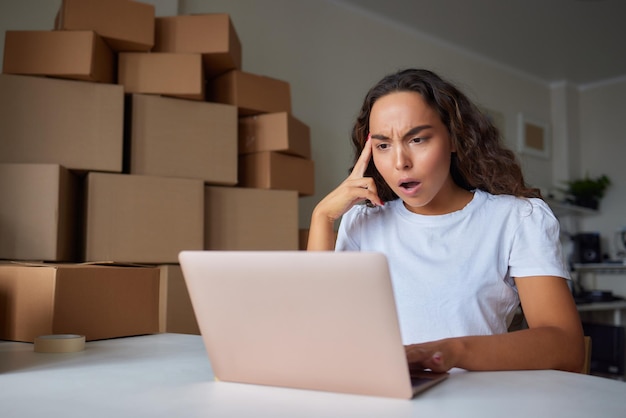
[307,136,383,251]
[312,136,384,224]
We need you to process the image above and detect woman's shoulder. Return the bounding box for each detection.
[477,190,555,219]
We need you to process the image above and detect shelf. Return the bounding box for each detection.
[573,263,626,274]
[576,300,626,312]
[545,198,598,218]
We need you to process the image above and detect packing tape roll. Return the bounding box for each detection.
[34,334,86,353]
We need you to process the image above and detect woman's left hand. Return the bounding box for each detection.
[405,339,459,373]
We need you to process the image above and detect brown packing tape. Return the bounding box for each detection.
[34,334,86,353]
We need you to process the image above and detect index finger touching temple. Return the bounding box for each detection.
[353,134,373,178]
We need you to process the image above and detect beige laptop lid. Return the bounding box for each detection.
[179,251,447,399]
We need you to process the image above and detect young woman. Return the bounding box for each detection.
[308,69,584,373]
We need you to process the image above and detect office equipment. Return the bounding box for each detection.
[582,322,625,377]
[178,251,447,399]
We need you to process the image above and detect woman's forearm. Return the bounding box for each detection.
[306,209,337,251]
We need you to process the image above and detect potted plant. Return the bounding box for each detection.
[564,174,611,210]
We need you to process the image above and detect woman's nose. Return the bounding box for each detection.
[394,146,412,170]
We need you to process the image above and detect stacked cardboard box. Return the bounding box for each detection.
[0,0,314,339]
[0,0,162,342]
[0,262,160,342]
[238,112,314,196]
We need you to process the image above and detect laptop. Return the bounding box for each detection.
[178,251,448,399]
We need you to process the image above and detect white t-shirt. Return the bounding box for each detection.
[335,189,570,345]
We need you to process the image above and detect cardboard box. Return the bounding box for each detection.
[0,262,159,342]
[207,70,291,115]
[55,0,155,52]
[205,186,299,250]
[85,173,204,264]
[2,30,114,83]
[239,151,315,196]
[0,164,79,262]
[239,112,311,159]
[154,14,241,77]
[159,264,199,335]
[128,94,238,185]
[0,74,124,172]
[118,53,204,100]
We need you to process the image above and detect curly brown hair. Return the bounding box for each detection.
[351,69,541,202]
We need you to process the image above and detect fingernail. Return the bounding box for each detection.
[366,133,371,141]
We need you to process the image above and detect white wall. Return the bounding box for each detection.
[579,78,626,258]
[568,78,626,297]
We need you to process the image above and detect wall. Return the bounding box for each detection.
[578,78,626,252]
[575,78,626,296]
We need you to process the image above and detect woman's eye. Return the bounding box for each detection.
[376,143,390,150]
[410,137,425,144]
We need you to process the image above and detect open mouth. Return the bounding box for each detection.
[400,181,420,190]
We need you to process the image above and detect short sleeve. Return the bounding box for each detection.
[335,205,364,251]
[508,199,570,279]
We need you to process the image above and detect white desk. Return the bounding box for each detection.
[1,333,625,418]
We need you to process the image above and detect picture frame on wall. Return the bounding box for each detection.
[517,113,550,159]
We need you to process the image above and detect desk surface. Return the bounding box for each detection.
[1,333,625,418]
